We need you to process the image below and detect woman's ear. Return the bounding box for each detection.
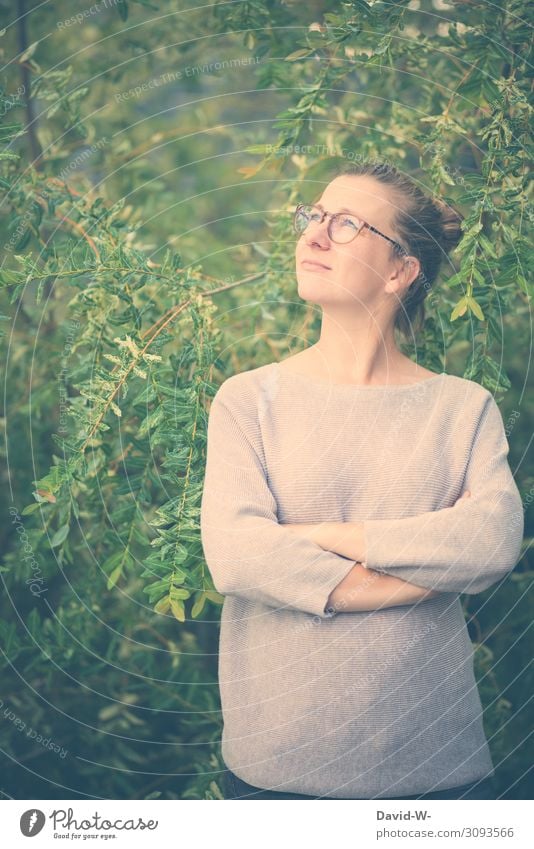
[403,256,421,287]
[385,255,420,296]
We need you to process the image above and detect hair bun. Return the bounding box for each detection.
[435,201,464,252]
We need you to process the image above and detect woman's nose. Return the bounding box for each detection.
[304,219,331,247]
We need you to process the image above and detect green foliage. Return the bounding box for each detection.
[0,0,532,799]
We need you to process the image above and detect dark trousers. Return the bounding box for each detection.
[222,766,497,800]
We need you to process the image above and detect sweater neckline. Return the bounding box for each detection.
[272,362,446,392]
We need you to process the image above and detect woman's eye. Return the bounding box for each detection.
[341,217,358,230]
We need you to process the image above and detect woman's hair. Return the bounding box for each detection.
[332,161,464,339]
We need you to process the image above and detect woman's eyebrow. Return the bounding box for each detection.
[315,202,360,215]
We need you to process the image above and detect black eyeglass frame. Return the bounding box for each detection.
[293,202,409,256]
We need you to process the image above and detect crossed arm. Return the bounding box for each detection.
[202,391,523,618]
[282,491,471,613]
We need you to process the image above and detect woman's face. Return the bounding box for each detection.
[295,175,412,311]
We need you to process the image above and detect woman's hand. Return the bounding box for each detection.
[282,520,364,558]
[455,490,471,504]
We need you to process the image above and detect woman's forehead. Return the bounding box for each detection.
[318,175,399,225]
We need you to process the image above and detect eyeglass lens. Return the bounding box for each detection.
[294,205,363,244]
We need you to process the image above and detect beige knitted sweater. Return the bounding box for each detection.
[200,363,524,798]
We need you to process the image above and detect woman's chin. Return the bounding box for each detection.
[297,282,340,305]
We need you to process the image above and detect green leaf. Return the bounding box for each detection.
[445,271,466,288]
[19,40,39,63]
[450,297,468,321]
[50,524,70,547]
[438,165,456,186]
[117,0,128,21]
[191,593,207,618]
[170,599,185,622]
[101,551,123,573]
[209,780,224,800]
[21,502,43,516]
[205,590,224,605]
[173,545,188,565]
[107,564,123,590]
[285,48,313,62]
[464,221,483,239]
[517,274,529,296]
[154,596,170,614]
[244,144,274,155]
[479,235,497,259]
[467,296,485,321]
[14,229,31,251]
[169,586,190,600]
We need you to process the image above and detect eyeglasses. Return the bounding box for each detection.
[293,202,408,255]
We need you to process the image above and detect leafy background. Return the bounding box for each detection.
[0,0,532,800]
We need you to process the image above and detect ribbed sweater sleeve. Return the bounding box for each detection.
[363,393,524,594]
[200,390,357,617]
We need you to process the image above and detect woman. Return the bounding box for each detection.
[200,161,524,800]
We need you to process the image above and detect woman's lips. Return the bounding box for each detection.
[301,260,331,270]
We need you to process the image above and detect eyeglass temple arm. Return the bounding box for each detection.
[366,223,408,254]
